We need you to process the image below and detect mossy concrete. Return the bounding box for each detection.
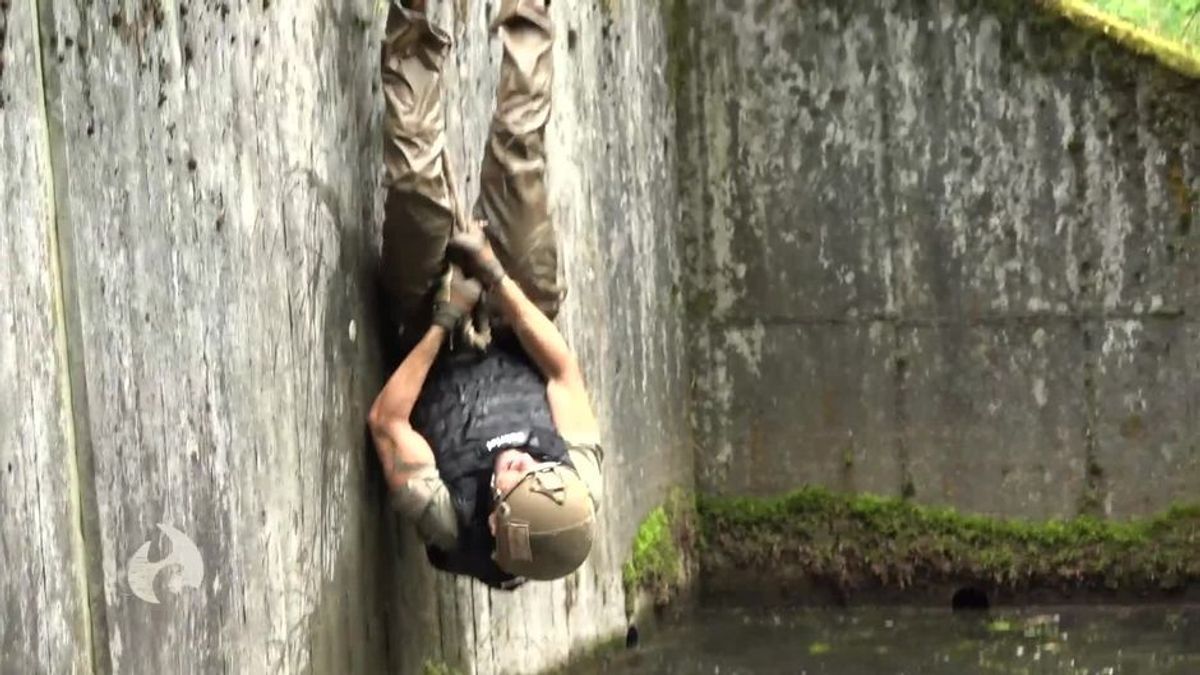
[699,487,1200,604]
[622,490,698,615]
[618,487,1200,605]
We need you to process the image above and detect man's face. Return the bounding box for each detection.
[489,448,538,536]
[492,448,539,499]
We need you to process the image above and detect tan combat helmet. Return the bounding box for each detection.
[493,464,595,580]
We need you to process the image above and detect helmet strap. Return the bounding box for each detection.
[530,467,567,504]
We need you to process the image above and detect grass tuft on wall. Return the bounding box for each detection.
[622,490,697,612]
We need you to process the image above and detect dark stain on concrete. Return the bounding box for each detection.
[109,1,165,48]
[1168,153,1195,237]
[0,0,11,90]
[1119,413,1146,440]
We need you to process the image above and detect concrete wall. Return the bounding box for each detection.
[6,1,393,672]
[2,1,94,671]
[2,1,688,674]
[676,0,1200,520]
[393,2,689,674]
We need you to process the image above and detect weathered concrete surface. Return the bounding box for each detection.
[1,2,94,672]
[22,1,393,672]
[677,0,1200,519]
[392,2,691,673]
[3,0,688,672]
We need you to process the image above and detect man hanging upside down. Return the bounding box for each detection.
[367,0,603,590]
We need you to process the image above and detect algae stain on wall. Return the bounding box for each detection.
[0,1,11,89]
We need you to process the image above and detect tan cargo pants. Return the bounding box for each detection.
[380,0,561,336]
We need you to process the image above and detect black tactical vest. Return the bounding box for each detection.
[411,338,571,589]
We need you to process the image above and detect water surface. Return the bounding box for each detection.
[581,605,1200,674]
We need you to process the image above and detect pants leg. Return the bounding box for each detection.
[380,2,456,333]
[474,0,562,319]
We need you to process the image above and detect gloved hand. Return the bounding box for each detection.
[447,222,507,289]
[431,266,483,330]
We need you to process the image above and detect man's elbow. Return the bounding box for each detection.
[553,355,585,388]
[368,395,407,437]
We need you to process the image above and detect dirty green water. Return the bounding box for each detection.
[578,605,1200,674]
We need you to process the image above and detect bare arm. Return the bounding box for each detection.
[367,325,446,491]
[492,276,599,441]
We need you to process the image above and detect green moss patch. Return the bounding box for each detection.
[422,660,462,675]
[699,487,1200,600]
[622,490,697,611]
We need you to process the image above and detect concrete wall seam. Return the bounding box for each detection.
[31,0,108,672]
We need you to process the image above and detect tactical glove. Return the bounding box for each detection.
[431,267,483,330]
[447,224,507,289]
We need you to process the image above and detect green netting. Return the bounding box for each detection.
[1043,0,1200,77]
[1086,0,1200,48]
